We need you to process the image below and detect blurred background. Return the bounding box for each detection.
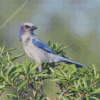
[0,0,100,99]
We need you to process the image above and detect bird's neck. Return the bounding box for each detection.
[21,32,35,42]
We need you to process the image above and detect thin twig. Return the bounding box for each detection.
[34,87,49,100]
[18,90,32,100]
[0,90,4,96]
[12,83,32,100]
[59,89,68,99]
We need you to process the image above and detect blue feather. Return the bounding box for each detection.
[32,38,56,54]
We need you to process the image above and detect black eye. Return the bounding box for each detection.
[25,25,30,28]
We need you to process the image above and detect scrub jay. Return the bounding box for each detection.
[19,22,89,72]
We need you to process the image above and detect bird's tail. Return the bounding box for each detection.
[54,55,89,68]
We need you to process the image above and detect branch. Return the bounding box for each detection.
[12,83,32,100]
[0,90,4,96]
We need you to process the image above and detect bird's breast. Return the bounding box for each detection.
[22,36,57,63]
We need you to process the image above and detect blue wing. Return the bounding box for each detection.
[32,38,56,54]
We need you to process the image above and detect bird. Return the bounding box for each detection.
[19,22,89,72]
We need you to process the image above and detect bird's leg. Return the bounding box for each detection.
[35,64,43,80]
[33,64,48,99]
[38,64,43,73]
[38,64,50,100]
[29,65,43,98]
[38,64,44,91]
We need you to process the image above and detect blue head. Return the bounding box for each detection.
[19,22,37,41]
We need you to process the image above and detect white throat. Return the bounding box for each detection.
[21,32,32,42]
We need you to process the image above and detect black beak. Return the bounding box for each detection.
[31,26,37,30]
